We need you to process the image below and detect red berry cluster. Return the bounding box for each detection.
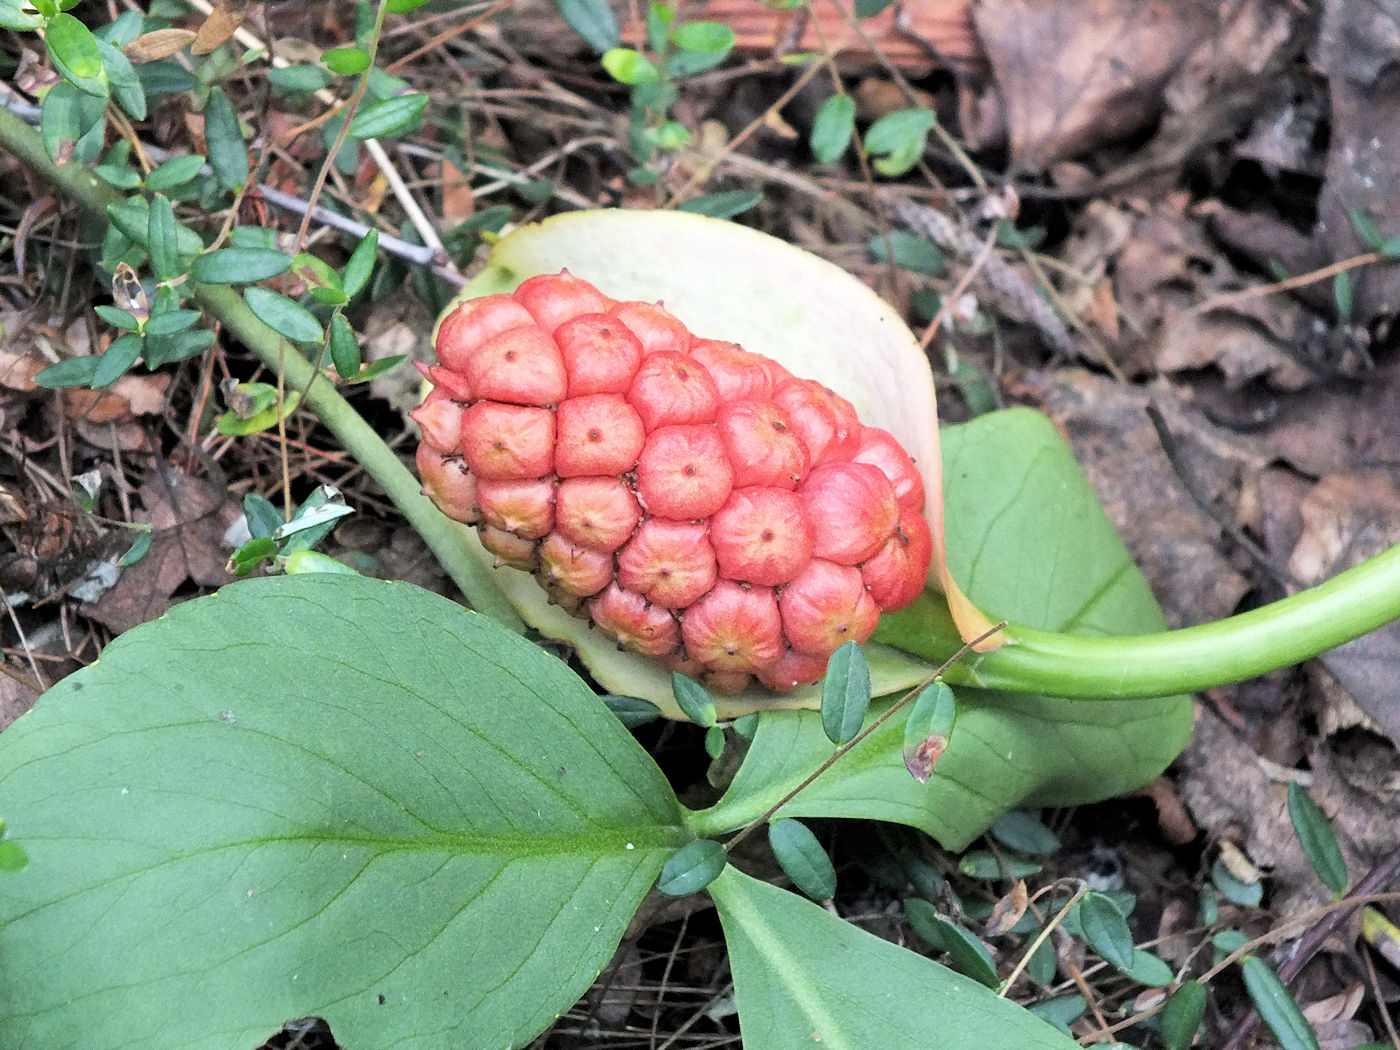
[414,272,933,694]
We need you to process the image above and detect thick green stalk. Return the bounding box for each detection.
[898,540,1400,698]
[0,106,523,632]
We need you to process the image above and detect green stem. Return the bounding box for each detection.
[914,540,1400,698]
[0,105,523,633]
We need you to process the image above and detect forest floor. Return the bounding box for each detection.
[3,1,1400,1047]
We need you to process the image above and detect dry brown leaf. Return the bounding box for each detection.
[984,879,1029,937]
[82,469,237,634]
[191,4,243,55]
[123,28,197,63]
[439,158,475,226]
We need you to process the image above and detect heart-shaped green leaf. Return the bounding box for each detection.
[0,575,687,1049]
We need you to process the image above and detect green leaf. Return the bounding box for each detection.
[811,94,856,163]
[1028,994,1086,1032]
[0,575,685,1048]
[243,286,324,343]
[191,246,293,284]
[1288,782,1348,894]
[34,356,98,388]
[672,20,735,52]
[1349,208,1385,250]
[864,107,935,154]
[601,695,662,729]
[0,839,28,872]
[768,818,836,901]
[217,388,301,437]
[321,46,371,75]
[1241,956,1321,1050]
[872,135,924,176]
[269,64,332,94]
[146,192,179,280]
[958,850,1040,880]
[282,550,358,575]
[1211,857,1263,907]
[820,641,871,745]
[117,527,152,568]
[0,0,42,30]
[40,80,106,164]
[45,12,107,96]
[203,85,249,191]
[143,327,214,368]
[903,898,999,988]
[869,230,944,275]
[1077,892,1134,971]
[91,332,144,387]
[348,93,429,139]
[854,0,894,15]
[656,838,726,895]
[349,353,407,383]
[1118,948,1174,987]
[671,673,717,727]
[327,312,361,379]
[556,0,620,52]
[1379,235,1400,260]
[95,38,144,120]
[242,492,284,539]
[145,153,207,192]
[902,679,955,781]
[95,305,140,330]
[601,47,659,85]
[713,869,1075,1049]
[341,227,379,297]
[1333,269,1354,321]
[229,536,277,575]
[989,810,1060,856]
[386,0,431,10]
[1161,980,1208,1050]
[677,189,763,220]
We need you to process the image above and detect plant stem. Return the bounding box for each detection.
[923,539,1400,699]
[0,106,523,633]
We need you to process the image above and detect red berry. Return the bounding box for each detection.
[410,387,464,452]
[609,300,691,355]
[590,583,681,658]
[756,648,829,691]
[634,425,734,519]
[475,476,556,539]
[460,326,567,406]
[437,294,535,372]
[709,487,812,586]
[798,461,899,565]
[627,351,721,430]
[861,510,933,610]
[772,379,861,465]
[538,532,614,599]
[478,524,538,570]
[460,402,555,480]
[716,400,809,489]
[554,394,646,477]
[852,425,925,514]
[554,476,642,553]
[680,581,784,673]
[513,270,612,334]
[616,518,717,608]
[416,447,480,523]
[554,313,644,396]
[689,339,774,401]
[778,559,880,657]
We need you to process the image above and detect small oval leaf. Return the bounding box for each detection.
[1078,892,1134,971]
[145,154,207,192]
[243,287,324,344]
[1287,782,1348,895]
[657,838,726,896]
[671,673,717,727]
[1241,956,1322,1050]
[348,94,429,140]
[768,818,836,901]
[820,641,870,745]
[204,86,250,192]
[328,313,361,379]
[902,680,955,781]
[1161,980,1208,1050]
[556,0,620,52]
[811,94,856,164]
[989,810,1060,856]
[863,107,936,155]
[903,898,1000,988]
[192,247,294,285]
[322,46,371,75]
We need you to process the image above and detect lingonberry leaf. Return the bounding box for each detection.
[768,818,836,901]
[656,838,726,895]
[1287,781,1348,895]
[820,640,871,745]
